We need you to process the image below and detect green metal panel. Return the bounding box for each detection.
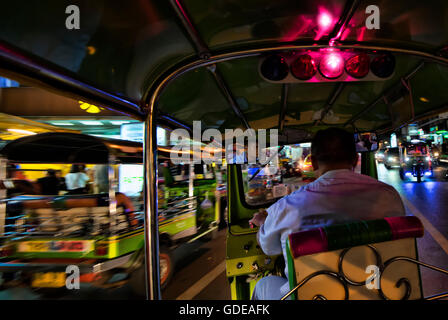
[227,165,258,232]
[9,229,145,260]
[361,151,378,179]
[159,211,197,237]
[285,240,297,300]
[226,232,275,278]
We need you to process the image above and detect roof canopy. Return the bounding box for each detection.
[0,0,447,135]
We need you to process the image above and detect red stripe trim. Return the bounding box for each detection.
[384,216,424,240]
[289,227,328,258]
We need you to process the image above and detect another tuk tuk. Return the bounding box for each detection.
[0,132,148,293]
[399,141,434,182]
[0,132,225,293]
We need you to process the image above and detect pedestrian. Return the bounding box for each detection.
[65,164,90,194]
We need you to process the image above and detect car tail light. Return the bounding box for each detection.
[370,53,395,78]
[260,55,289,81]
[95,244,108,256]
[291,54,317,80]
[345,53,370,78]
[319,53,344,79]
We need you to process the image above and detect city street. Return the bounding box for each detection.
[1,162,447,300]
[377,162,448,298]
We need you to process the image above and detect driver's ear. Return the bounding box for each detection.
[311,155,319,171]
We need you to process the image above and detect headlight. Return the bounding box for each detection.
[434,152,439,157]
[426,156,431,161]
[405,157,410,162]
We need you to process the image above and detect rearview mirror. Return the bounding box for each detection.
[354,132,378,153]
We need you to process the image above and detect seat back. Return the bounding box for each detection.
[8,193,138,239]
[285,216,424,300]
[18,206,127,237]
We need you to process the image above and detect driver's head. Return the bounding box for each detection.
[311,128,358,174]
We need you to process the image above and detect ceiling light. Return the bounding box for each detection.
[79,121,104,126]
[50,122,74,126]
[79,101,103,114]
[110,121,131,125]
[7,128,37,135]
[318,12,333,30]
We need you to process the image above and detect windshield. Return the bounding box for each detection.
[386,148,399,155]
[407,145,428,155]
[243,141,366,207]
[244,143,313,206]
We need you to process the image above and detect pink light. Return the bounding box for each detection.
[315,8,335,41]
[319,53,344,79]
[340,28,351,41]
[282,17,312,42]
[318,12,333,29]
[357,26,366,42]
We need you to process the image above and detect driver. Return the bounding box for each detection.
[249,128,406,300]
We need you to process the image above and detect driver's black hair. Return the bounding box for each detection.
[311,128,357,164]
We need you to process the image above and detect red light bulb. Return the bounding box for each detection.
[260,55,289,81]
[291,54,317,80]
[319,53,344,79]
[346,53,370,78]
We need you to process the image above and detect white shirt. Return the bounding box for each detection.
[65,172,89,190]
[257,169,406,296]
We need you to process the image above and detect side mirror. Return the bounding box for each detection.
[354,132,379,153]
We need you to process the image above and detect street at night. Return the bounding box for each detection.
[2,0,448,310]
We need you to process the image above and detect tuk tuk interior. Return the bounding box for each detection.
[1,0,448,300]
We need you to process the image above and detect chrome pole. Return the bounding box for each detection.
[108,155,118,235]
[144,107,161,300]
[0,157,7,236]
